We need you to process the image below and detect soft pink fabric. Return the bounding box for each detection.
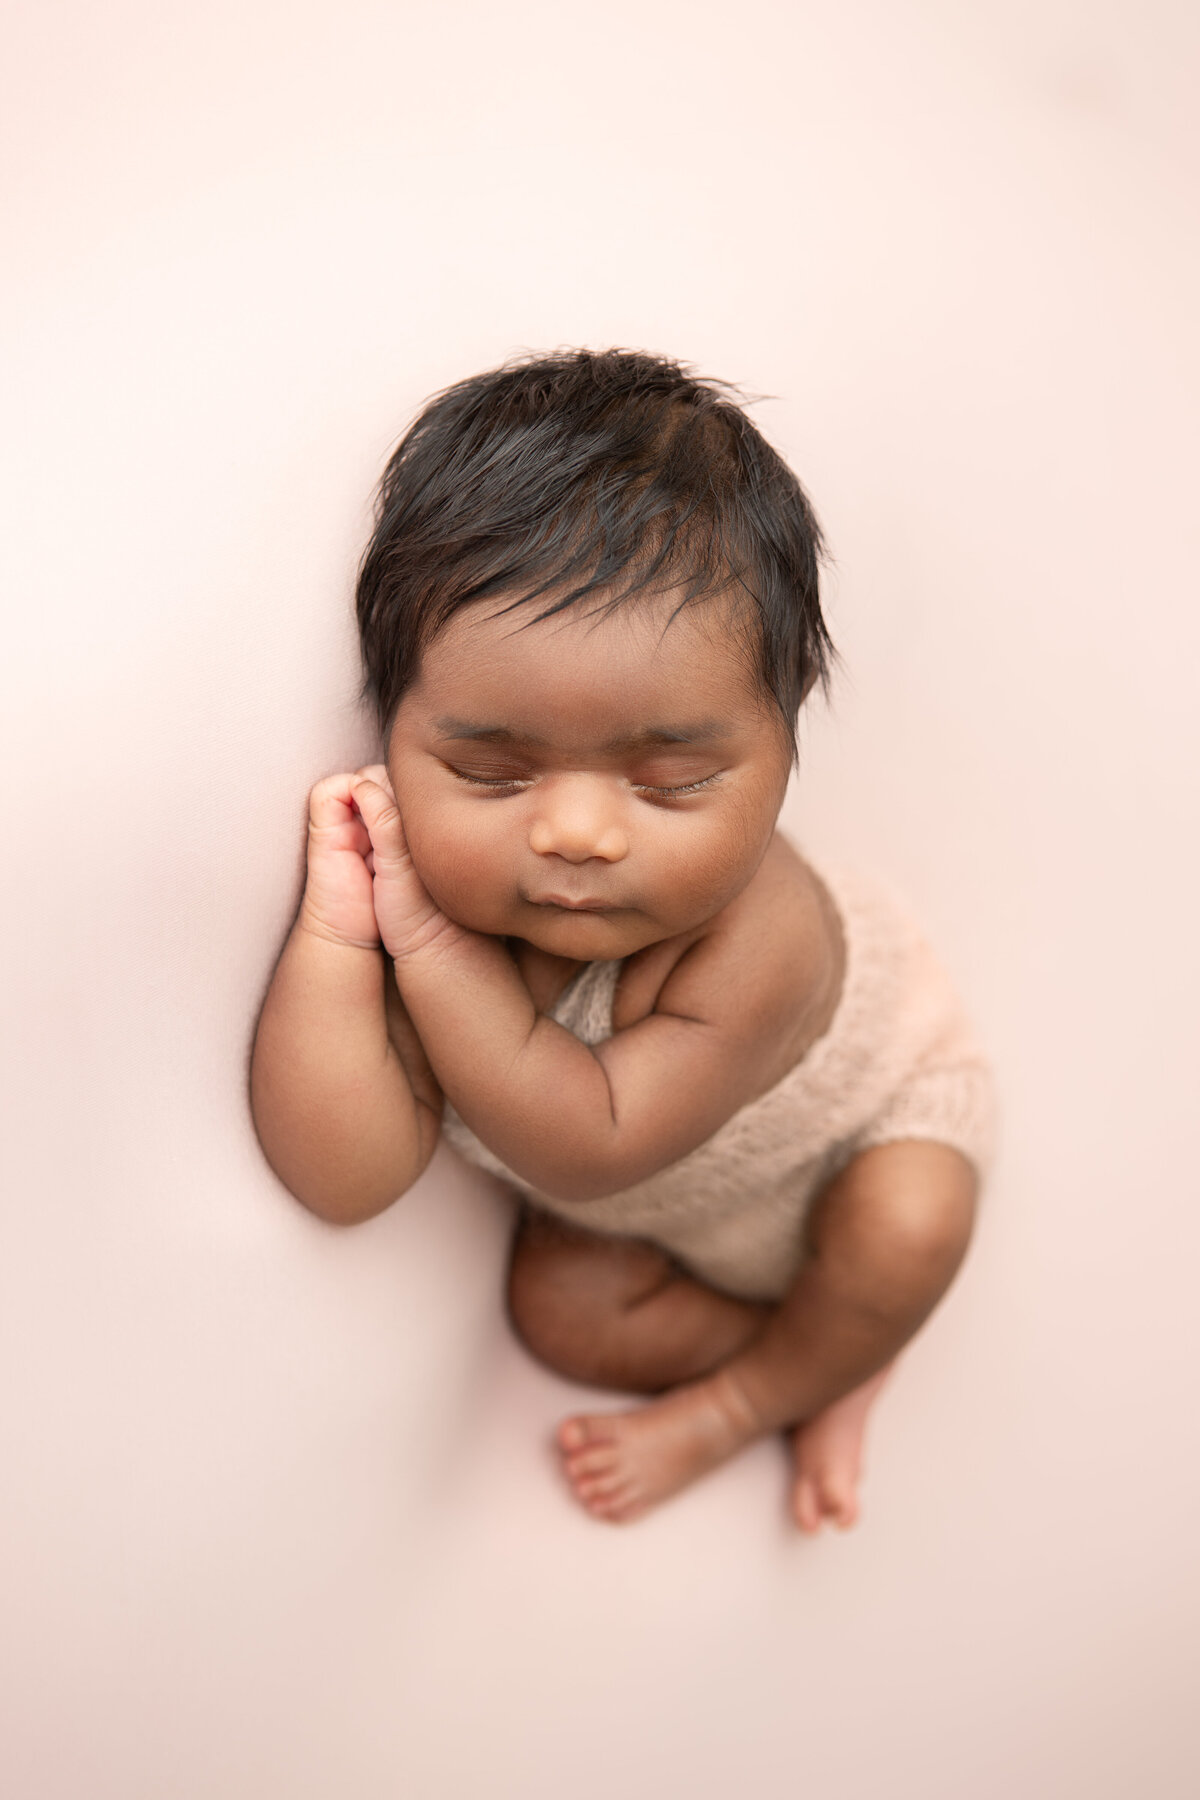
[4,4,1197,1797]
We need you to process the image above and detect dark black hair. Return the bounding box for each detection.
[355,348,835,752]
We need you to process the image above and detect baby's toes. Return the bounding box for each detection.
[572,1463,621,1497]
[792,1473,824,1534]
[557,1417,622,1491]
[808,1469,859,1531]
[557,1414,613,1455]
[573,1471,632,1514]
[825,1478,860,1530]
[565,1445,623,1490]
[584,1484,646,1525]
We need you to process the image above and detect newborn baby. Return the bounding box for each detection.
[250,349,995,1531]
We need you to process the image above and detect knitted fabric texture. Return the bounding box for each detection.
[441,854,997,1301]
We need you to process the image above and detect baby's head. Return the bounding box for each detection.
[356,348,834,959]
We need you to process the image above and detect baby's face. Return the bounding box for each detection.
[386,590,793,961]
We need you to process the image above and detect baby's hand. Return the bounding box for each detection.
[298,769,388,950]
[342,765,466,963]
[299,766,463,957]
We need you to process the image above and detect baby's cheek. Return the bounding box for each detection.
[418,820,513,930]
[658,821,742,907]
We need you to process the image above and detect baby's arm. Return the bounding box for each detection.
[249,775,442,1224]
[352,771,810,1203]
[399,927,787,1199]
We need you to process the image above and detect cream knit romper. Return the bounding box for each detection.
[441,853,997,1302]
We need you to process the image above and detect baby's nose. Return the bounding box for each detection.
[528,783,629,863]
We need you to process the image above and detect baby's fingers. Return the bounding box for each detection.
[307,771,372,853]
[307,770,361,828]
[354,762,397,802]
[350,766,408,857]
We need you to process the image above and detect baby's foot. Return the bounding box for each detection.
[557,1373,758,1523]
[788,1367,890,1533]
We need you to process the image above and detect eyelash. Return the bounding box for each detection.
[452,771,723,798]
[638,776,721,798]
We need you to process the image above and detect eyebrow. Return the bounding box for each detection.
[433,718,729,752]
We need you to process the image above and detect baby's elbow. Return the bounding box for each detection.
[293,1183,407,1227]
[270,1157,424,1227]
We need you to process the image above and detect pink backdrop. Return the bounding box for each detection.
[3,2,1198,1795]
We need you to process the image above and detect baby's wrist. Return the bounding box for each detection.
[387,912,475,971]
[295,899,382,955]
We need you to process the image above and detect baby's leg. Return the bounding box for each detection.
[507,1207,769,1393]
[557,1141,978,1524]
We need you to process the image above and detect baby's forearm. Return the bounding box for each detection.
[393,934,624,1197]
[250,916,436,1223]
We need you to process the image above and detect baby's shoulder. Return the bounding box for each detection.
[718,832,845,1060]
[614,833,845,1075]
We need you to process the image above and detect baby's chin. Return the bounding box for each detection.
[448,897,665,961]
[514,908,657,960]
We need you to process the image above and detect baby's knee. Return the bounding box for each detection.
[506,1216,674,1385]
[811,1140,978,1293]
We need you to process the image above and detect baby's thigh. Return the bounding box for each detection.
[506,1206,675,1366]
